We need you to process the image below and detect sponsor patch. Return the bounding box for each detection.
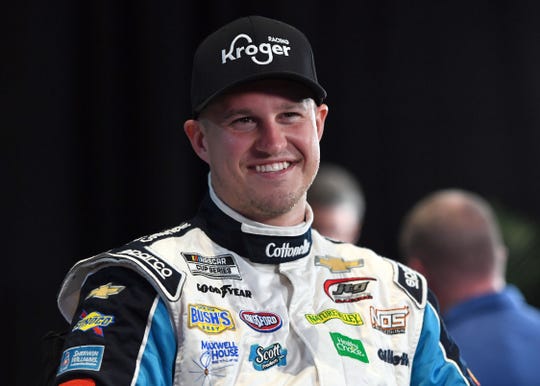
[188,304,236,334]
[329,332,369,363]
[315,256,364,273]
[248,342,287,371]
[85,282,125,300]
[394,263,425,308]
[305,309,364,326]
[57,345,104,375]
[378,348,409,366]
[239,310,283,332]
[264,239,311,259]
[200,340,240,364]
[196,283,252,299]
[370,306,410,335]
[182,252,242,280]
[324,277,376,303]
[73,310,114,336]
[108,246,184,301]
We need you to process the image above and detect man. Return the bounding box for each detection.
[308,162,365,244]
[52,16,478,385]
[399,188,540,386]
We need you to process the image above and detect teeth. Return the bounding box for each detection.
[255,162,290,173]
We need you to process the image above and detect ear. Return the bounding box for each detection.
[315,103,329,141]
[184,119,210,164]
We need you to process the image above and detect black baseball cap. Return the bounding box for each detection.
[190,15,327,116]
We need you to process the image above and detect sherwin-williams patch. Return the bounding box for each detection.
[314,256,364,273]
[182,252,242,280]
[188,304,236,334]
[248,342,287,371]
[73,310,115,336]
[56,345,104,375]
[329,332,369,363]
[305,309,364,326]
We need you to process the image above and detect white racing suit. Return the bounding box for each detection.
[55,189,479,385]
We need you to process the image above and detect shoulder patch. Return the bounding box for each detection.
[392,261,427,308]
[107,244,185,302]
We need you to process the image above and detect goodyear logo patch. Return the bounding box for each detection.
[57,345,104,375]
[315,256,364,273]
[182,252,242,280]
[73,310,114,336]
[305,309,364,326]
[188,304,236,334]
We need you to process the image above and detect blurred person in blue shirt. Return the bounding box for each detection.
[399,188,540,386]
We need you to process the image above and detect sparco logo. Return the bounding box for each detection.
[240,310,283,332]
[222,34,291,65]
[114,249,173,279]
[265,239,310,258]
[378,349,409,366]
[324,277,376,303]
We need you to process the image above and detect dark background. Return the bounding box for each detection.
[6,1,540,384]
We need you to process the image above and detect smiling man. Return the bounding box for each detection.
[52,15,479,385]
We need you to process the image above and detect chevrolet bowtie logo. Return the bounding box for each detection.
[315,256,364,273]
[85,282,126,300]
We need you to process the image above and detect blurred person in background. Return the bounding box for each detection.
[399,188,540,386]
[308,162,365,244]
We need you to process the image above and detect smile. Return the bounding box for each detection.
[255,162,291,173]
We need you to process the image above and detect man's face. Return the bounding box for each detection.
[185,80,328,226]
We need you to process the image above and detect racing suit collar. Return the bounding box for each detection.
[195,178,313,264]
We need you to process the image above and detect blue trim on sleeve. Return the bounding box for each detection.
[135,297,176,386]
[411,302,473,386]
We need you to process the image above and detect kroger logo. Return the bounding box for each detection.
[222,34,292,65]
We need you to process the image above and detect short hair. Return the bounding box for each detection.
[308,163,365,221]
[399,189,504,275]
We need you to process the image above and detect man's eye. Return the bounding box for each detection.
[233,117,255,124]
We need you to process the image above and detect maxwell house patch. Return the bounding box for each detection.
[182,252,242,280]
[305,309,364,326]
[188,304,236,334]
[73,310,114,336]
[57,345,104,375]
[239,310,283,332]
[315,256,364,273]
[393,262,425,308]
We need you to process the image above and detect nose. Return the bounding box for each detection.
[255,120,287,154]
